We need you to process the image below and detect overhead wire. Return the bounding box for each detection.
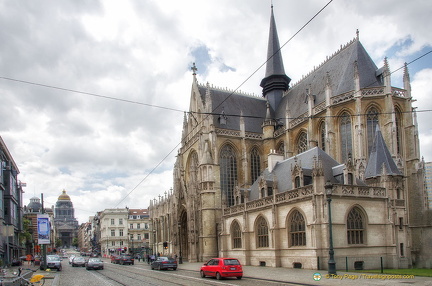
[2,0,431,210]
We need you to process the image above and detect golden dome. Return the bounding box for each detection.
[58,189,71,201]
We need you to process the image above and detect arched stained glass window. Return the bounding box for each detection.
[395,109,402,155]
[220,145,237,207]
[289,210,306,246]
[297,131,308,154]
[250,147,261,184]
[231,221,242,249]
[319,122,326,151]
[347,207,365,244]
[277,142,285,156]
[256,217,269,248]
[367,107,379,155]
[340,112,353,163]
[188,151,199,183]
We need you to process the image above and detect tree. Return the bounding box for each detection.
[72,237,79,248]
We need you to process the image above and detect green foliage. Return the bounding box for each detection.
[20,218,33,245]
[55,238,62,248]
[72,237,79,247]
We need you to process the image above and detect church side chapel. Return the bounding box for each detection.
[149,6,430,270]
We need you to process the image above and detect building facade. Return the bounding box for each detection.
[149,7,431,269]
[100,208,129,257]
[0,136,25,265]
[53,190,78,248]
[128,209,151,257]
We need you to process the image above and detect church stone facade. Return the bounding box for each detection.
[149,7,431,269]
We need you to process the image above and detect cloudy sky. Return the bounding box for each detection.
[1,0,431,224]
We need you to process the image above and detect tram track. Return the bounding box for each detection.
[97,263,236,286]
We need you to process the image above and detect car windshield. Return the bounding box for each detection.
[224,259,240,265]
[75,257,85,261]
[89,258,101,262]
[47,256,60,261]
[158,257,169,261]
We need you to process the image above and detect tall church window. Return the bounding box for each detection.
[256,216,269,248]
[231,221,242,249]
[395,108,402,155]
[289,210,306,246]
[220,144,238,207]
[347,207,365,244]
[340,112,353,163]
[276,142,285,156]
[319,121,326,151]
[297,131,308,154]
[250,147,261,184]
[188,151,199,183]
[367,107,379,155]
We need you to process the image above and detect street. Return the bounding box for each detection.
[53,258,288,286]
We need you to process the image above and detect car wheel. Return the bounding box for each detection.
[86,267,89,270]
[58,266,62,271]
[173,267,177,271]
[151,266,154,270]
[237,276,242,280]
[200,270,206,278]
[216,272,222,280]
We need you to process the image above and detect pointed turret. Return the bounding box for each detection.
[364,126,402,179]
[260,5,290,113]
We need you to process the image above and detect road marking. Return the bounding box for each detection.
[89,270,116,286]
[129,266,238,286]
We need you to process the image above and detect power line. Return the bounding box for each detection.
[113,1,336,206]
[0,76,184,113]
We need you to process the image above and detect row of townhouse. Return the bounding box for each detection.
[81,208,151,258]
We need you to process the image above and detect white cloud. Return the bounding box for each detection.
[1,0,431,223]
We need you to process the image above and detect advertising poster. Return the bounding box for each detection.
[37,214,50,245]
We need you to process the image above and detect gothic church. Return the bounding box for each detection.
[149,7,430,270]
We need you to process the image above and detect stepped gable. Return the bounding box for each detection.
[276,38,382,119]
[364,126,402,178]
[197,83,266,133]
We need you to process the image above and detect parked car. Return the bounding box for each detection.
[118,255,134,265]
[71,256,86,267]
[110,255,121,264]
[200,258,242,280]
[45,255,62,271]
[151,256,177,270]
[11,259,22,266]
[85,258,104,270]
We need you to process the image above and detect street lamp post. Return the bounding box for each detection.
[177,222,183,264]
[129,234,134,256]
[325,181,337,275]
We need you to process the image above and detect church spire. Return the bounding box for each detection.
[260,5,290,114]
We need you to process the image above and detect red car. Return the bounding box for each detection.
[200,258,243,280]
[110,255,121,264]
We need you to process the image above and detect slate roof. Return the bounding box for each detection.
[249,147,342,200]
[276,39,383,119]
[198,85,267,133]
[364,126,402,178]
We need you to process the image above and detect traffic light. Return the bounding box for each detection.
[163,241,168,249]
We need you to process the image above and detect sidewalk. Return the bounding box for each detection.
[174,261,432,285]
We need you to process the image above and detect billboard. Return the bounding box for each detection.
[37,214,50,245]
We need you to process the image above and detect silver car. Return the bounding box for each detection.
[85,258,104,270]
[71,256,86,267]
[46,255,62,271]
